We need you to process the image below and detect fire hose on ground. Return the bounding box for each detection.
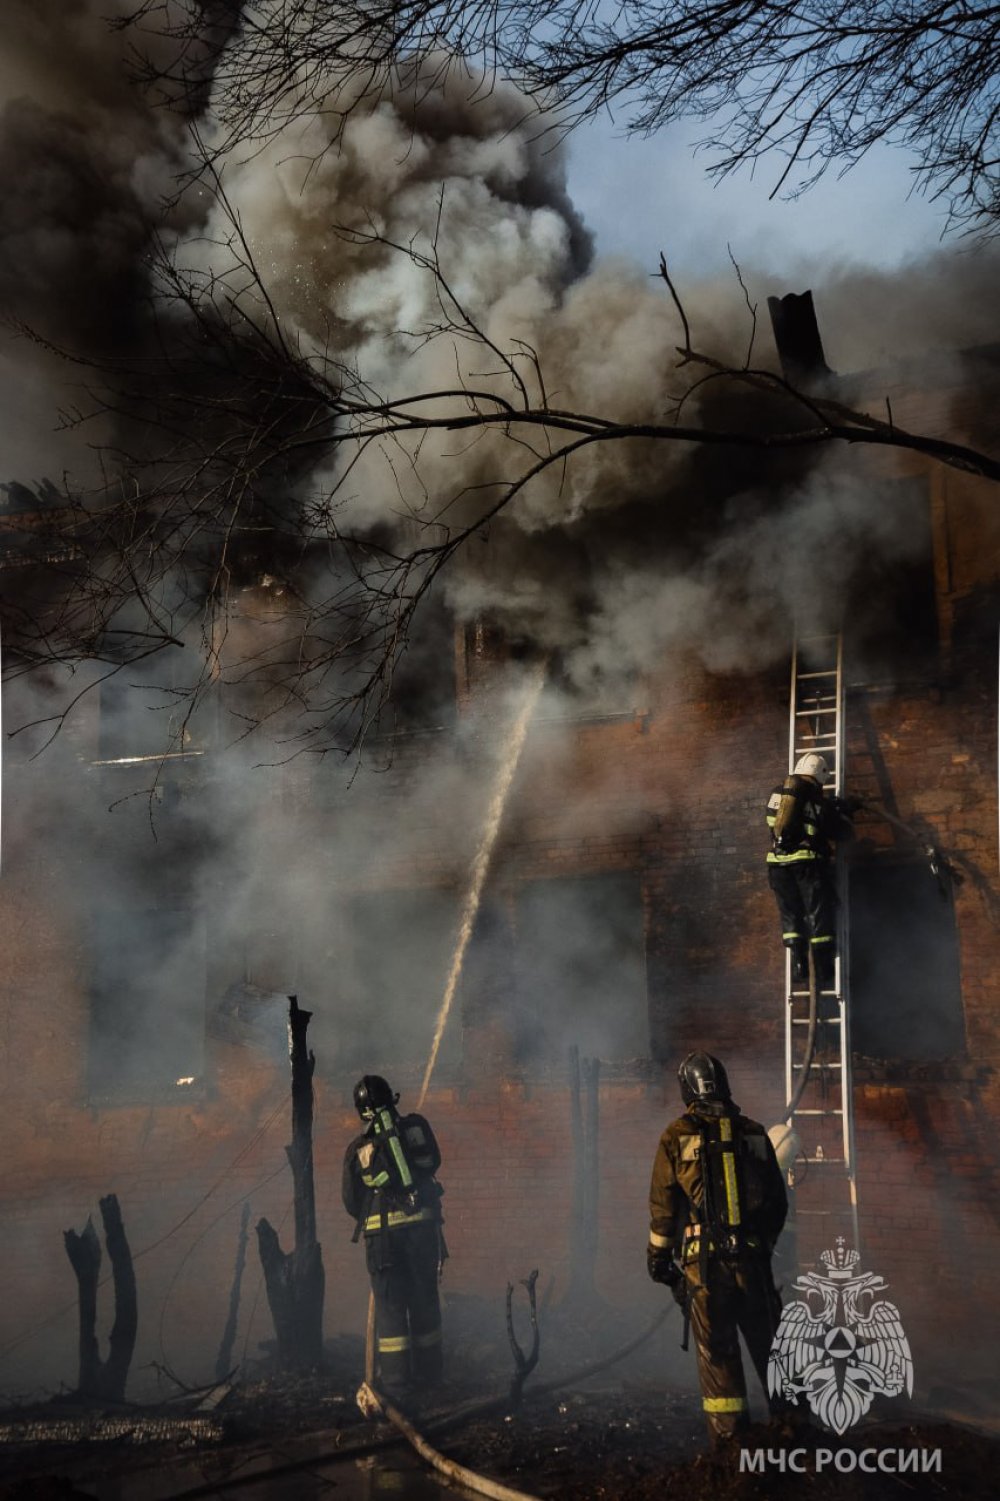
[156,1302,672,1500]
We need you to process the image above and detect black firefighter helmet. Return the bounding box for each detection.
[353,1074,398,1120]
[678,1051,732,1108]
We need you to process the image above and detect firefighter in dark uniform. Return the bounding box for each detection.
[343,1074,445,1393]
[647,1052,788,1443]
[765,751,856,987]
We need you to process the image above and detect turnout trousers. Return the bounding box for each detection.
[366,1221,443,1391]
[767,860,837,981]
[685,1254,784,1443]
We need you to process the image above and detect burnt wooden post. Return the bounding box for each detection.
[215,1201,251,1382]
[63,1193,137,1403]
[257,995,326,1369]
[568,1047,601,1301]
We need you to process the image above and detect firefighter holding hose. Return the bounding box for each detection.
[765,752,858,989]
[343,1074,446,1394]
[647,1053,788,1443]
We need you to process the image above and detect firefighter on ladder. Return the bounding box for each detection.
[343,1074,446,1394]
[765,751,857,989]
[647,1053,788,1443]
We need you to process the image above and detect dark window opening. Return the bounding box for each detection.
[848,862,964,1060]
[98,648,211,763]
[329,888,460,1075]
[541,648,642,720]
[513,872,648,1063]
[374,593,457,735]
[459,618,641,720]
[89,908,206,1102]
[843,477,938,681]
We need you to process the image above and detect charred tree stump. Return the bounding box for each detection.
[257,995,325,1370]
[63,1193,137,1403]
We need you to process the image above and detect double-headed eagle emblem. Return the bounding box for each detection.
[767,1239,913,1435]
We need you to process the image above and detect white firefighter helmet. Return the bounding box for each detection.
[793,751,830,785]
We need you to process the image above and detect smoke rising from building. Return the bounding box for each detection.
[0,1,997,1400]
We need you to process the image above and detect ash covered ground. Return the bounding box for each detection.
[1,1294,999,1500]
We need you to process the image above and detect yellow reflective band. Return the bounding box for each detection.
[782,932,801,940]
[388,1134,413,1188]
[375,1108,414,1190]
[378,1335,411,1353]
[364,1206,434,1232]
[719,1117,741,1228]
[766,848,819,864]
[648,1230,671,1249]
[810,934,834,945]
[703,1396,748,1413]
[413,1328,442,1348]
[362,1171,390,1188]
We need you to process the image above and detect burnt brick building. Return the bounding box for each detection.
[0,337,998,1405]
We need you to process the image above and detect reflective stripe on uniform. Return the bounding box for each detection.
[703,1396,747,1413]
[378,1335,411,1353]
[810,933,834,945]
[387,1133,413,1187]
[719,1117,741,1228]
[766,849,819,864]
[362,1170,390,1188]
[363,1206,434,1232]
[413,1328,441,1348]
[782,931,802,941]
[648,1229,671,1249]
[376,1108,414,1189]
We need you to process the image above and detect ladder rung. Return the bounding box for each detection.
[794,706,836,716]
[791,1061,842,1070]
[802,1156,846,1164]
[796,669,838,680]
[793,1108,844,1116]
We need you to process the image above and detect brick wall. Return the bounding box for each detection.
[0,438,998,1401]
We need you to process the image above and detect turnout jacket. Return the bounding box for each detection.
[765,774,853,865]
[342,1111,443,1237]
[648,1104,787,1262]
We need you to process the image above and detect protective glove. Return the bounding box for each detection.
[647,1248,686,1307]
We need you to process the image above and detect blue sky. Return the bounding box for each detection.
[566,117,951,277]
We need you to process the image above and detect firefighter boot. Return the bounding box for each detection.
[790,940,808,987]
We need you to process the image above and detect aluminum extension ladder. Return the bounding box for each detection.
[784,633,860,1260]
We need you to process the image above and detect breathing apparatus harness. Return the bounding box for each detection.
[684,1104,758,1282]
[352,1102,422,1242]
